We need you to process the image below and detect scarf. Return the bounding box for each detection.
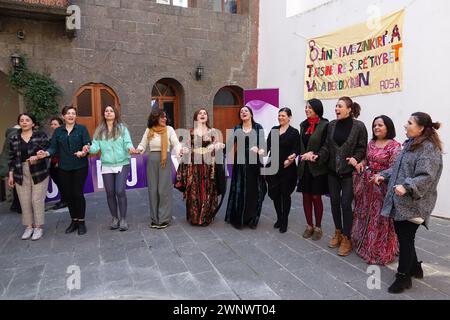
[147,125,168,168]
[306,117,320,135]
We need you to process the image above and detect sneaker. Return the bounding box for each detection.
[110,217,120,230]
[149,222,159,229]
[31,228,43,241]
[119,219,128,231]
[302,226,314,239]
[156,222,170,229]
[21,228,34,240]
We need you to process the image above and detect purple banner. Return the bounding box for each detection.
[46,154,179,202]
[244,88,279,109]
[244,89,280,137]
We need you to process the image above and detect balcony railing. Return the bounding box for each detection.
[9,0,69,7]
[0,0,70,20]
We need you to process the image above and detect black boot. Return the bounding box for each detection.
[65,220,78,234]
[279,215,288,234]
[410,261,424,279]
[77,221,87,235]
[388,273,412,294]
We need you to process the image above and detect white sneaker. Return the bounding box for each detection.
[31,228,43,241]
[21,228,34,240]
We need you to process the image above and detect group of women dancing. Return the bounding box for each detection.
[7,96,443,294]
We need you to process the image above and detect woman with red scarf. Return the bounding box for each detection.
[297,99,329,241]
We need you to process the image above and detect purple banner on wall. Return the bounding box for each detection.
[244,88,279,109]
[244,88,280,136]
[46,154,178,202]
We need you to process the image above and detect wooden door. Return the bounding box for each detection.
[73,84,120,137]
[213,86,243,140]
[213,106,240,141]
[152,82,180,129]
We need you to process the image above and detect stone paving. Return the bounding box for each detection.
[1,187,449,300]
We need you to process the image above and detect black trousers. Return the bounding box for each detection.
[49,165,66,203]
[328,174,354,238]
[273,193,292,225]
[394,220,420,275]
[59,167,88,220]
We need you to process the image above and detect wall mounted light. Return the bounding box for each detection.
[195,64,204,81]
[10,53,22,68]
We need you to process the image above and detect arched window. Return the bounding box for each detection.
[72,83,120,137]
[151,79,182,129]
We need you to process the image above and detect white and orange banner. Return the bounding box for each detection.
[304,9,404,100]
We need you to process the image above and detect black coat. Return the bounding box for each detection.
[266,125,301,199]
[318,119,368,176]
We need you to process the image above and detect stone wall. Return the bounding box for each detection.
[0,0,259,140]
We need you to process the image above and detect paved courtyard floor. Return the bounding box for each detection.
[1,187,449,300]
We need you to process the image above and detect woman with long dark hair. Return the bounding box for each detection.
[84,105,135,231]
[373,112,443,293]
[175,108,224,226]
[137,108,181,229]
[225,106,267,229]
[352,115,401,265]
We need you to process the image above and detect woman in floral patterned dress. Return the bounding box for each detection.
[352,115,401,265]
[176,108,224,226]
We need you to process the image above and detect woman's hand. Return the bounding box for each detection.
[128,147,139,155]
[27,156,39,165]
[82,145,90,154]
[250,146,259,154]
[394,185,407,197]
[36,150,49,159]
[346,157,358,168]
[284,159,294,168]
[8,173,14,188]
[301,152,317,162]
[370,175,385,185]
[288,154,297,162]
[180,146,190,156]
[74,151,86,158]
[355,162,365,174]
[215,143,226,150]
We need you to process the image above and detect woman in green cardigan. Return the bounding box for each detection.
[297,99,329,241]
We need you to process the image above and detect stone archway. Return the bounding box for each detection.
[151,78,184,129]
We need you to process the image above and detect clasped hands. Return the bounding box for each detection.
[250,146,265,156]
